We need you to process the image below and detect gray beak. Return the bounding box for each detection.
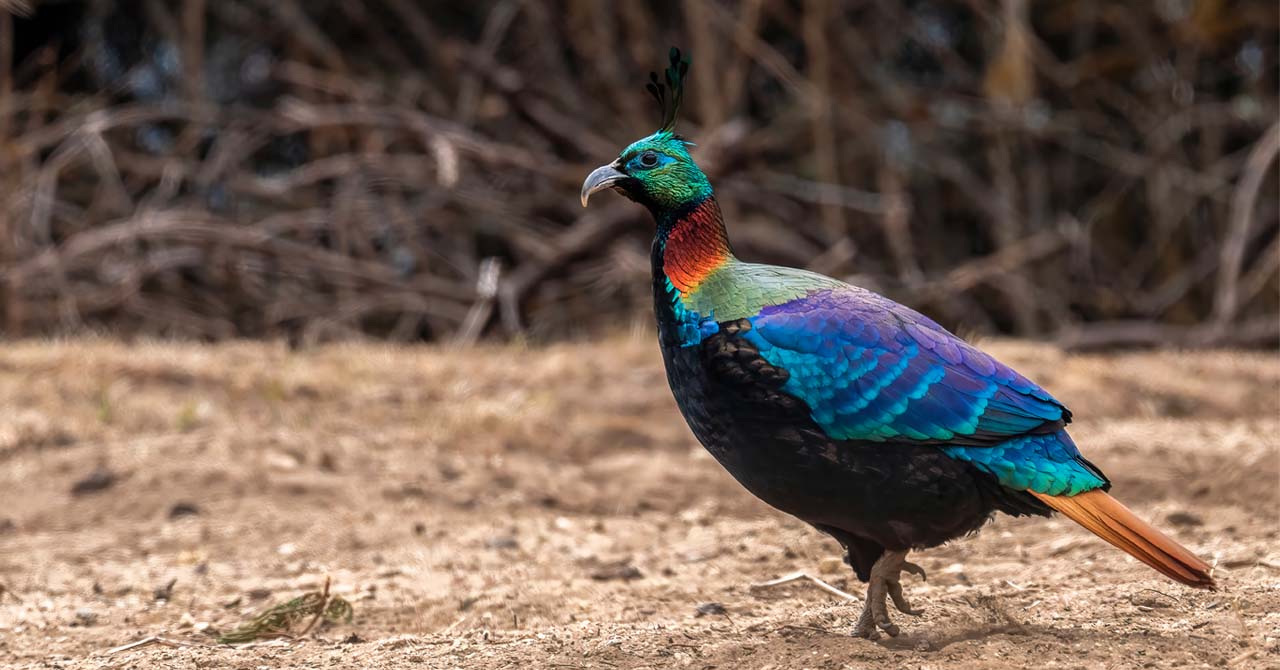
[580,163,626,207]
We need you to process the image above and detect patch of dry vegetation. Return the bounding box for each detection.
[2,3,1275,345]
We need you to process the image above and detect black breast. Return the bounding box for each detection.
[656,303,1046,561]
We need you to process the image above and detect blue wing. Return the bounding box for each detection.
[739,286,1107,496]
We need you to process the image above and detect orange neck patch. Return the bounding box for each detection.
[662,198,732,294]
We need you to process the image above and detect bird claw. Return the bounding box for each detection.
[852,593,900,639]
[852,550,925,639]
[852,624,881,640]
[878,620,900,637]
[889,560,926,615]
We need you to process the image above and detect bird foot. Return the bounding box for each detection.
[852,551,925,640]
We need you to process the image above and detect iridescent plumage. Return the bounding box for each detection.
[581,48,1214,639]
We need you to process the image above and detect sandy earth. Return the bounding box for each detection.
[0,337,1277,670]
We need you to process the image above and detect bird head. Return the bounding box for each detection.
[581,48,711,215]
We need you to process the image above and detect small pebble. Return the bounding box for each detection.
[71,468,116,496]
[695,602,727,617]
[486,536,518,550]
[153,578,177,601]
[590,562,643,581]
[168,502,200,519]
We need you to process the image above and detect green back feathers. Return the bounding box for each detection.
[683,262,846,323]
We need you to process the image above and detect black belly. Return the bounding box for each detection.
[658,322,1044,570]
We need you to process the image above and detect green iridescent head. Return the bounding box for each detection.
[580,48,712,215]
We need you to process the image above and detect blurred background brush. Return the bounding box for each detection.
[0,0,1275,349]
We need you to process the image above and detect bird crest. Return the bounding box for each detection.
[646,47,690,134]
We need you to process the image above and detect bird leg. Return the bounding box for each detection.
[852,550,926,639]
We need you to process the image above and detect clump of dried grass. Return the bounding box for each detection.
[218,577,354,644]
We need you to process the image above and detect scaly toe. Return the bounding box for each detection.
[853,622,881,640]
[902,561,927,581]
[887,580,923,616]
[875,611,900,637]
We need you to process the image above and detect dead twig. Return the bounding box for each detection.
[102,636,207,656]
[751,571,861,602]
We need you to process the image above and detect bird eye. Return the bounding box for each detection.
[638,151,659,168]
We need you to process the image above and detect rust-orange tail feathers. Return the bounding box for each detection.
[1031,489,1215,588]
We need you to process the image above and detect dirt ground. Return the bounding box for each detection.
[1,337,1277,669]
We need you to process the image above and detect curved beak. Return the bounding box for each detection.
[580,163,626,207]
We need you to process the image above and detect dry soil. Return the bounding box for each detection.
[1,338,1277,669]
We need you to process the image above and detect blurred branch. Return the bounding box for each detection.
[914,228,1067,299]
[455,1,519,127]
[803,0,847,244]
[1213,121,1280,328]
[0,0,32,17]
[754,171,885,214]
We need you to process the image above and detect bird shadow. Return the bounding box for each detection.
[876,622,1050,652]
[874,617,1164,653]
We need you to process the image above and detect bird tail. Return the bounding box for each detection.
[1030,489,1215,589]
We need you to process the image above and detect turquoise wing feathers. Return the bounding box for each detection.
[727,283,1107,496]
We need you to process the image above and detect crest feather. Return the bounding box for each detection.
[646,47,690,133]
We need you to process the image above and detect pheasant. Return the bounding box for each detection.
[580,49,1214,639]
